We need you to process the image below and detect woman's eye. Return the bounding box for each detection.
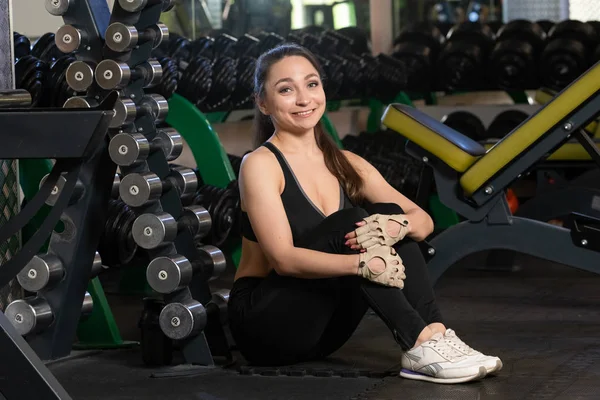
[308,81,319,88]
[279,87,291,93]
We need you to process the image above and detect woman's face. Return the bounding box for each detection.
[258,55,326,135]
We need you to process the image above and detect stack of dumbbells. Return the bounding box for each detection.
[391,19,600,92]
[6,0,232,367]
[148,26,408,109]
[342,131,424,201]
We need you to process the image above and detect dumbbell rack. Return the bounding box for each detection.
[0,90,117,399]
[2,3,232,397]
[62,0,228,366]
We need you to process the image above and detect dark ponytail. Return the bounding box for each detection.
[253,43,365,205]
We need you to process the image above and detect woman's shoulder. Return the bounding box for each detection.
[239,146,280,178]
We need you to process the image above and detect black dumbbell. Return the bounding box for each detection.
[486,109,529,140]
[437,21,495,90]
[118,0,175,13]
[146,246,226,294]
[540,20,598,90]
[488,20,546,90]
[441,111,486,142]
[105,22,168,53]
[95,59,162,90]
[392,22,445,90]
[55,25,88,53]
[65,60,95,92]
[109,128,183,166]
[45,0,73,16]
[111,94,169,128]
[119,166,198,207]
[131,205,211,249]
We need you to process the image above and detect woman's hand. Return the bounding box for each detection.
[356,245,405,288]
[345,213,411,251]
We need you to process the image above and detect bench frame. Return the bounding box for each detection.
[467,92,600,206]
[398,92,600,284]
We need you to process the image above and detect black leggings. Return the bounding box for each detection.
[228,203,444,366]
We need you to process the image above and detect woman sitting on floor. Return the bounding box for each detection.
[227,42,502,384]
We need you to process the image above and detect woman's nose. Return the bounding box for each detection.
[296,93,309,106]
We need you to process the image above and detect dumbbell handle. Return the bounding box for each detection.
[105,22,168,53]
[0,89,31,108]
[111,94,168,128]
[55,25,87,53]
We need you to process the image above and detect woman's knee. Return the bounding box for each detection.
[363,202,405,216]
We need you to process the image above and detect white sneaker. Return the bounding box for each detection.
[443,328,503,374]
[400,332,487,384]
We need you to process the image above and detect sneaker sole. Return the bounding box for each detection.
[399,366,487,384]
[486,359,503,374]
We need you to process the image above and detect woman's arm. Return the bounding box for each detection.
[343,150,434,242]
[239,150,360,278]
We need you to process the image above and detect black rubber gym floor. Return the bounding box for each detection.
[48,251,600,400]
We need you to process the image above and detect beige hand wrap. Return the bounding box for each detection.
[357,245,406,289]
[354,213,409,249]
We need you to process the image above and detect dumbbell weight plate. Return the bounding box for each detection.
[90,251,105,279]
[5,298,54,336]
[119,172,162,207]
[55,25,84,53]
[45,0,73,16]
[95,59,132,90]
[146,255,192,293]
[181,205,211,239]
[105,23,138,53]
[63,96,98,108]
[159,300,207,340]
[109,132,151,166]
[118,0,175,13]
[112,97,137,128]
[81,291,94,317]
[132,212,178,249]
[16,254,64,292]
[486,110,529,140]
[441,111,486,142]
[198,245,227,279]
[157,128,184,161]
[39,173,84,206]
[66,61,95,92]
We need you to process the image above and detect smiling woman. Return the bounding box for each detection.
[227,43,502,385]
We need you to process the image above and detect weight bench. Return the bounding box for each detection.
[381,61,600,284]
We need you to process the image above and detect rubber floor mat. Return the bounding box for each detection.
[47,252,600,400]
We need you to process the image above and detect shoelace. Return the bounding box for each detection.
[430,336,464,360]
[445,330,475,354]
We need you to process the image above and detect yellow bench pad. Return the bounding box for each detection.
[381,105,486,172]
[460,62,600,195]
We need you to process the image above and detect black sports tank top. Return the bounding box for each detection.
[241,142,354,246]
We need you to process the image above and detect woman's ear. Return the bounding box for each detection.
[255,95,270,116]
